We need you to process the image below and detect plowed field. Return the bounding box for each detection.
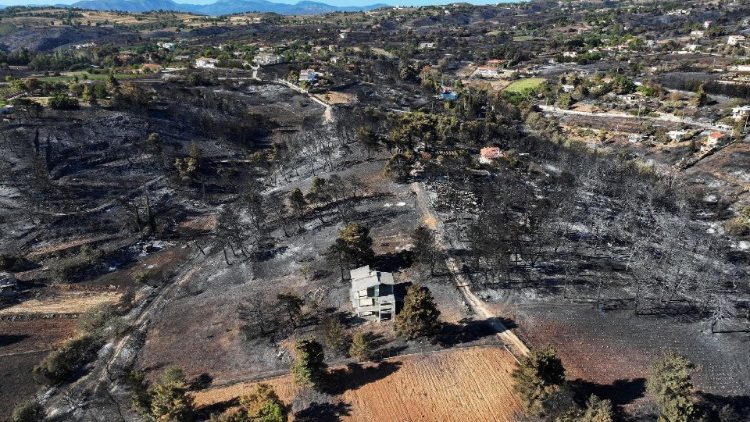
[192,346,522,422]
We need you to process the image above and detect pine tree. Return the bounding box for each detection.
[328,223,374,268]
[395,284,441,338]
[349,331,371,362]
[239,383,286,422]
[511,346,566,415]
[321,315,347,354]
[646,351,696,422]
[692,84,708,107]
[291,339,327,390]
[150,366,194,422]
[557,395,614,422]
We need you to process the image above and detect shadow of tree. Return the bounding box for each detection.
[436,318,499,347]
[436,317,518,347]
[324,361,402,395]
[294,401,352,422]
[190,372,214,390]
[697,392,750,422]
[569,378,646,407]
[195,397,240,420]
[0,334,28,347]
[374,250,414,273]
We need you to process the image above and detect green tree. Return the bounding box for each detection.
[556,93,574,109]
[239,383,286,421]
[11,399,45,422]
[321,315,347,354]
[328,223,375,269]
[81,84,97,106]
[557,395,613,422]
[395,284,441,338]
[646,352,696,422]
[349,330,371,362]
[692,84,708,107]
[291,339,327,390]
[511,346,566,415]
[356,127,380,158]
[150,366,194,422]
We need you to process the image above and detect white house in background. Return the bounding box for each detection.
[419,42,436,49]
[732,105,750,122]
[350,266,396,321]
[299,69,317,82]
[195,57,218,68]
[727,35,746,46]
[667,130,689,142]
[690,30,705,39]
[254,52,284,66]
[157,41,175,50]
[562,51,578,58]
[476,66,499,78]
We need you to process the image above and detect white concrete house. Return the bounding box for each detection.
[254,52,284,66]
[195,57,218,69]
[727,35,746,46]
[350,266,396,321]
[732,105,750,122]
[476,66,499,78]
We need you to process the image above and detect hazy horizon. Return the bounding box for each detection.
[0,0,523,7]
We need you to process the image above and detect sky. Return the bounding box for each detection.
[0,0,518,8]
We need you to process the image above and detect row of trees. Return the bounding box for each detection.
[512,347,709,422]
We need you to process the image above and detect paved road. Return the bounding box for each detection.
[410,182,529,359]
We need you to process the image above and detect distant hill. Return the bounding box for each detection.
[68,0,389,15]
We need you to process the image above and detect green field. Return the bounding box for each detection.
[503,78,546,93]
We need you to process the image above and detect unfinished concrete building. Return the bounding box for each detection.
[350,266,396,321]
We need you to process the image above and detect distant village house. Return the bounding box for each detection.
[254,52,284,66]
[727,35,746,47]
[299,69,317,82]
[195,57,218,69]
[479,147,504,164]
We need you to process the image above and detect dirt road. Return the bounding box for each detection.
[43,247,207,420]
[410,182,529,359]
[538,104,729,132]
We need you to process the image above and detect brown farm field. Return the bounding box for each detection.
[192,346,523,421]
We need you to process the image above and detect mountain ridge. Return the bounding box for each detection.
[66,0,390,15]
